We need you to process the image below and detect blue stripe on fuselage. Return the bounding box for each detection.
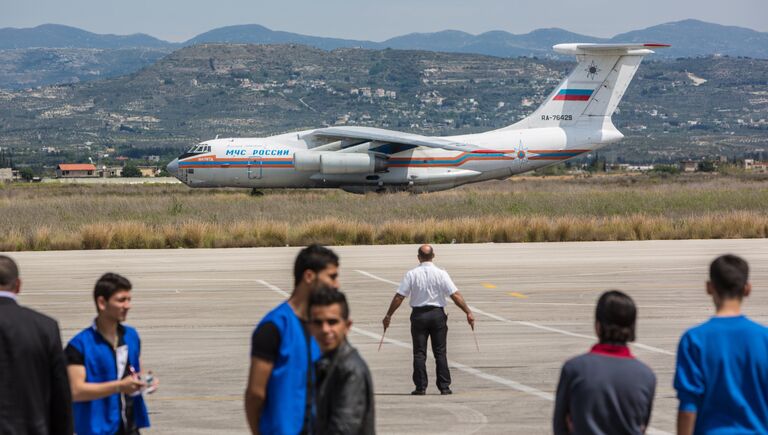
[179,160,293,167]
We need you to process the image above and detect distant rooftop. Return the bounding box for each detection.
[57,164,96,171]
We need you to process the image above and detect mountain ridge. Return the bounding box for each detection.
[1,20,767,58]
[1,43,766,165]
[0,23,172,49]
[2,20,767,90]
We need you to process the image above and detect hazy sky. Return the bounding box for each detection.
[2,0,767,42]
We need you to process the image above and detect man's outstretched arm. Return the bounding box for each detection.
[450,292,475,327]
[382,294,405,329]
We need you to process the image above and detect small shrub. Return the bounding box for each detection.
[180,222,211,248]
[0,230,26,251]
[30,226,52,251]
[81,223,114,249]
[376,222,415,244]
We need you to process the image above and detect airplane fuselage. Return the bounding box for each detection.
[167,43,666,193]
[170,124,619,193]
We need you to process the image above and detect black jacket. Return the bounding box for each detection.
[315,341,375,435]
[0,297,73,435]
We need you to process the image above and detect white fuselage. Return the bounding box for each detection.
[169,122,621,193]
[167,42,665,193]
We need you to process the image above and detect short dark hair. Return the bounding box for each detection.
[94,273,132,306]
[293,244,339,287]
[418,245,434,261]
[595,290,636,344]
[710,254,749,299]
[0,255,19,289]
[309,286,349,320]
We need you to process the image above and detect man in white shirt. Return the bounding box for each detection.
[382,245,474,395]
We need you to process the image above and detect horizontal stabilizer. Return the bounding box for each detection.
[554,43,670,56]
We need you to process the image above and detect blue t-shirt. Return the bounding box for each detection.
[674,315,768,435]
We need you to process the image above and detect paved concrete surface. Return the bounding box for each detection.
[6,239,768,434]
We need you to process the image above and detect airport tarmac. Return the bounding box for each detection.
[7,239,768,434]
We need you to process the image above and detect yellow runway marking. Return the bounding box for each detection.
[507,292,528,299]
[481,283,497,289]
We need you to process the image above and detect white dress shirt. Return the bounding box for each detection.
[0,290,17,301]
[397,262,458,307]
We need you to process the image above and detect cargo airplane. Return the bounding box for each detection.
[167,43,668,193]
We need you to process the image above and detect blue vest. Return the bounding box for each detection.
[257,302,320,435]
[68,324,150,435]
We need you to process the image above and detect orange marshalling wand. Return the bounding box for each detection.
[378,328,387,352]
[471,325,480,352]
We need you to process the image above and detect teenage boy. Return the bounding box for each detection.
[309,287,375,434]
[66,273,157,435]
[245,245,340,435]
[553,290,656,435]
[674,254,768,435]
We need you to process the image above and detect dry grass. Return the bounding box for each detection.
[1,174,767,251]
[5,212,766,251]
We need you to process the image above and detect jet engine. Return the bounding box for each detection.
[294,152,387,174]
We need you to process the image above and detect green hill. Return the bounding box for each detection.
[1,44,766,170]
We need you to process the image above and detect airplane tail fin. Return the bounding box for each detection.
[504,43,669,130]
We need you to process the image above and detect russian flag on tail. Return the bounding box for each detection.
[554,89,593,101]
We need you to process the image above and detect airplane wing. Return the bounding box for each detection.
[305,126,496,154]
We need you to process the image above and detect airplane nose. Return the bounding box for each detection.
[166,158,179,176]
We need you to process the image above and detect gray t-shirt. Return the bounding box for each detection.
[553,345,656,435]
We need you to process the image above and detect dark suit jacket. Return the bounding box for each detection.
[0,296,73,435]
[316,341,375,435]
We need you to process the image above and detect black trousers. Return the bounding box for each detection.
[410,306,450,391]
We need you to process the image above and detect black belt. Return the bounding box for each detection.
[412,305,444,313]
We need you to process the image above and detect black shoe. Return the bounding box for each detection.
[440,389,452,395]
[411,389,426,395]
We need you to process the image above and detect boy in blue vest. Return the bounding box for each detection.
[674,254,768,434]
[66,273,158,435]
[245,245,340,435]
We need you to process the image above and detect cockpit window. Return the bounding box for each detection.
[186,144,212,154]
